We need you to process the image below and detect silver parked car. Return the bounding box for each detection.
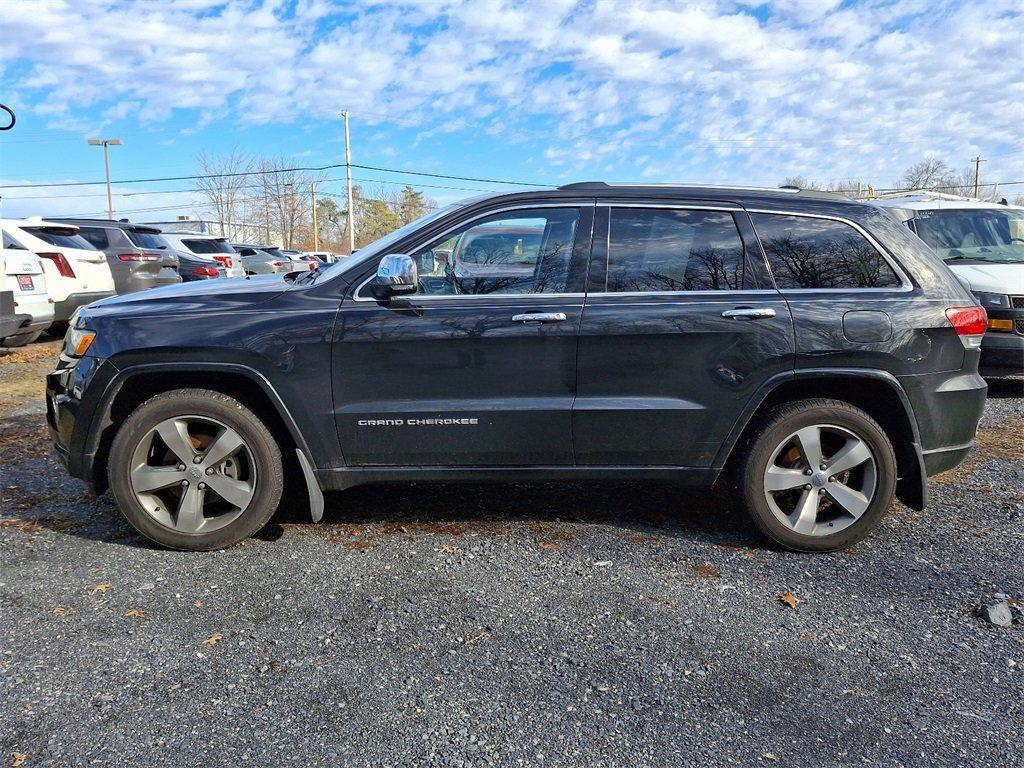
[53,218,181,294]
[231,244,291,275]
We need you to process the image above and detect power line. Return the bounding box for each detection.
[0,163,549,190]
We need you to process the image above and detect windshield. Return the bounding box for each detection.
[22,226,98,250]
[182,237,235,255]
[912,208,1024,263]
[127,230,168,249]
[316,202,466,281]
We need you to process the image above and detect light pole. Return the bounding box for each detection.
[87,138,123,219]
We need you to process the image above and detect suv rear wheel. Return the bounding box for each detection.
[108,388,284,551]
[735,398,897,552]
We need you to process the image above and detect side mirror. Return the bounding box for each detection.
[371,253,418,299]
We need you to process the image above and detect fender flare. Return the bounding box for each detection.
[713,367,927,511]
[83,361,325,519]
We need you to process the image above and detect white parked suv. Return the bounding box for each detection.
[873,194,1024,376]
[158,232,245,278]
[0,232,54,346]
[0,218,115,333]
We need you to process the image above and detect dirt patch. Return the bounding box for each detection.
[0,418,52,464]
[0,339,60,403]
[0,514,83,534]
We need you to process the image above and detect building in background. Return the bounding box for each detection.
[137,215,282,246]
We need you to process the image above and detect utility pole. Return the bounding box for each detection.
[87,138,123,219]
[263,184,271,243]
[972,156,985,199]
[310,181,319,251]
[342,110,355,254]
[283,181,295,248]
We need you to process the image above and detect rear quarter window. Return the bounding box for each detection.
[181,238,234,254]
[77,227,111,249]
[751,213,903,290]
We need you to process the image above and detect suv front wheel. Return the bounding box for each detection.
[735,398,897,552]
[108,388,284,551]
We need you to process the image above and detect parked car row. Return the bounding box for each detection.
[0,215,340,346]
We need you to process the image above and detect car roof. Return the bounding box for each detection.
[1,217,81,232]
[160,231,228,238]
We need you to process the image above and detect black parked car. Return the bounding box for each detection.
[47,183,988,552]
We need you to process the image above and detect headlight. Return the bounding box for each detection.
[972,291,1010,309]
[63,326,96,358]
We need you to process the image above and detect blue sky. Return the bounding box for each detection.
[0,0,1022,220]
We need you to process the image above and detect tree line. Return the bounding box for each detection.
[192,151,436,252]
[782,157,1024,205]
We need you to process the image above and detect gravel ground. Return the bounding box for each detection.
[1,340,1022,767]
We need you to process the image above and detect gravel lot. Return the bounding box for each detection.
[1,340,1022,767]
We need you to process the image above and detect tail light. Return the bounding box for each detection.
[38,252,76,278]
[212,255,234,269]
[117,252,159,261]
[271,261,284,268]
[308,262,316,271]
[191,266,219,277]
[945,306,987,348]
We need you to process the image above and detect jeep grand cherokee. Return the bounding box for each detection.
[46,183,988,552]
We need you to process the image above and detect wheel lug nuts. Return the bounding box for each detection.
[803,469,812,476]
[828,476,835,482]
[820,463,827,470]
[198,482,206,490]
[177,464,185,471]
[180,480,189,487]
[193,456,202,464]
[804,484,812,490]
[205,468,214,475]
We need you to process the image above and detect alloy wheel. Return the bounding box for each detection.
[762,424,877,537]
[128,415,257,534]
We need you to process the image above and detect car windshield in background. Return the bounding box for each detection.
[127,230,168,249]
[182,238,235,254]
[23,227,97,250]
[913,209,1024,263]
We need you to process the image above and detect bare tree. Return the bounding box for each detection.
[901,158,951,190]
[193,150,252,238]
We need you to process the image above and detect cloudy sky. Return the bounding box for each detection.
[0,0,1022,219]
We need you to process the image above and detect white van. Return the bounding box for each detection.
[0,218,116,332]
[872,194,1024,376]
[1,234,54,346]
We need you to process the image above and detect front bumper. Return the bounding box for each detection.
[46,353,118,487]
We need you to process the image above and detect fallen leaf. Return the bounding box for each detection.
[12,752,26,767]
[123,608,145,620]
[762,753,780,762]
[50,607,67,615]
[201,632,223,646]
[193,600,204,608]
[537,542,560,551]
[438,545,458,554]
[779,592,800,609]
[693,564,720,579]
[90,583,111,595]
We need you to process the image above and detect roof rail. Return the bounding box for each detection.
[556,181,805,194]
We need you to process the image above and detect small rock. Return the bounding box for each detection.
[593,560,613,568]
[982,602,1013,628]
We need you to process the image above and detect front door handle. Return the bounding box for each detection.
[512,312,567,324]
[721,307,777,320]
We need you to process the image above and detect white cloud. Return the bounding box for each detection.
[0,0,1022,188]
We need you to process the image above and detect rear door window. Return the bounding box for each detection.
[606,208,748,292]
[751,213,903,290]
[126,229,168,250]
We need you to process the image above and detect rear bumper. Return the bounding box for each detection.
[897,365,987,478]
[978,331,1023,377]
[0,313,30,340]
[53,292,116,322]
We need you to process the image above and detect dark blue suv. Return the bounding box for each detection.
[46,183,988,552]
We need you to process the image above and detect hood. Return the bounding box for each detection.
[83,272,292,318]
[947,263,1024,295]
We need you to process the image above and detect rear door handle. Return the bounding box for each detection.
[512,312,567,324]
[721,307,777,320]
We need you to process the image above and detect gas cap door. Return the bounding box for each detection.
[843,310,893,343]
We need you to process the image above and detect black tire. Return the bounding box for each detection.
[108,388,284,551]
[733,398,897,553]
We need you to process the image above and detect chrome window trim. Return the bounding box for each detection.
[584,289,783,300]
[351,202,593,303]
[596,202,743,212]
[744,208,915,293]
